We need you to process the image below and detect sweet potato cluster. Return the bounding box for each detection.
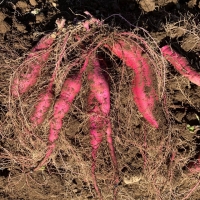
[11,13,200,199]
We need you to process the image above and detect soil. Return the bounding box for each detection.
[0,0,200,200]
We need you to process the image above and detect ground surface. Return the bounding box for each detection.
[0,0,200,199]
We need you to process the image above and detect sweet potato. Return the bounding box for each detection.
[11,19,65,97]
[105,40,159,128]
[30,86,53,126]
[34,58,89,170]
[88,56,119,199]
[161,45,200,86]
[30,32,69,126]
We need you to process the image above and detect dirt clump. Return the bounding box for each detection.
[138,0,155,12]
[0,21,10,34]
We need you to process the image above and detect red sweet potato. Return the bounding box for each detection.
[161,45,200,86]
[30,31,69,126]
[11,19,65,97]
[88,56,119,199]
[34,58,89,170]
[30,89,53,126]
[105,40,159,128]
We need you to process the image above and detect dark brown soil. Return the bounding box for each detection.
[0,0,200,199]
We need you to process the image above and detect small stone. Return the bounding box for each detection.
[124,175,142,184]
[72,189,78,193]
[52,2,57,8]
